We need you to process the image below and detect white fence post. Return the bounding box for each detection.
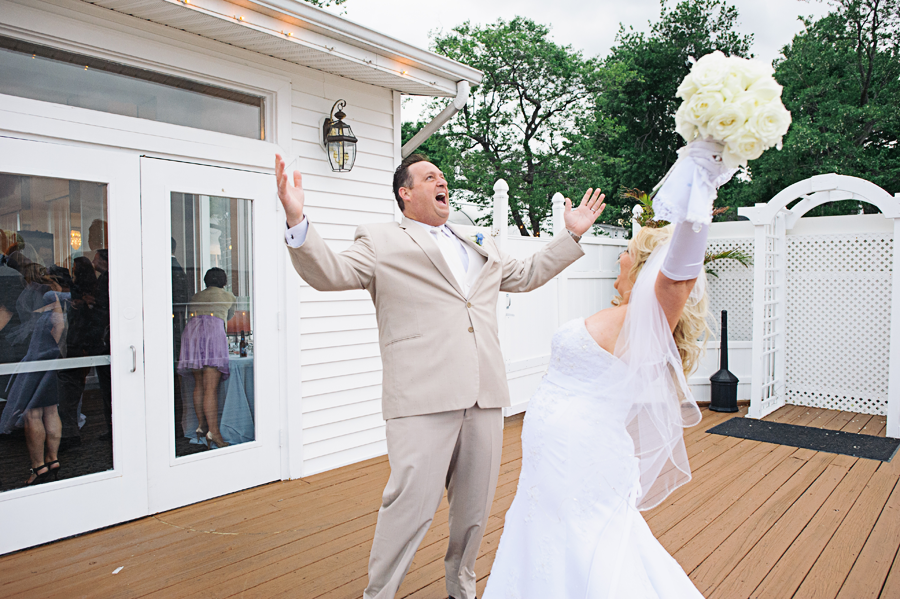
[492,178,509,252]
[632,204,643,237]
[889,205,900,437]
[551,192,566,236]
[551,192,569,325]
[493,179,511,395]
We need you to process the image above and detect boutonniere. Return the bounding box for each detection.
[469,233,485,246]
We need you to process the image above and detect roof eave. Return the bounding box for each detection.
[236,0,484,90]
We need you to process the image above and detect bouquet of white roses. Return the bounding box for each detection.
[652,51,792,226]
[674,50,791,168]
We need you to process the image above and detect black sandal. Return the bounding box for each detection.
[45,460,61,482]
[26,464,49,486]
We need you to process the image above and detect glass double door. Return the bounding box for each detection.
[0,140,281,554]
[141,158,281,513]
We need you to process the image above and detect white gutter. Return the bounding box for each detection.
[401,80,470,158]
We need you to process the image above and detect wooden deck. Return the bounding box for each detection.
[1,405,898,598]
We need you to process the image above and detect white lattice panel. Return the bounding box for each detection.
[785,232,893,415]
[706,238,754,341]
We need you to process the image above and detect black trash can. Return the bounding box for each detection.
[709,310,739,413]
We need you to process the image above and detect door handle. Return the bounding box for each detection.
[130,346,136,373]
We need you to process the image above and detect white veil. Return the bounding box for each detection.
[613,239,705,511]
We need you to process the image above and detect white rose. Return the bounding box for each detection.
[746,100,792,146]
[731,56,775,89]
[706,103,748,141]
[675,102,699,142]
[690,51,730,88]
[721,69,746,98]
[723,127,766,168]
[676,74,699,101]
[683,90,726,125]
[747,75,784,102]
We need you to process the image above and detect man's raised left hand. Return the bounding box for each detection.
[564,187,607,237]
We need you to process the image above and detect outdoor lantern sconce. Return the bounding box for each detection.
[323,100,358,172]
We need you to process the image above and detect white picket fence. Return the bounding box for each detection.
[493,176,898,438]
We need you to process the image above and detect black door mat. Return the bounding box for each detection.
[706,418,900,462]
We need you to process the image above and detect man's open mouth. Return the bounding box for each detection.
[436,193,447,205]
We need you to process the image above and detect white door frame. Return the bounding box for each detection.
[140,157,282,513]
[0,136,148,555]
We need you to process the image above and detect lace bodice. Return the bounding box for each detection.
[532,318,631,427]
[544,318,620,383]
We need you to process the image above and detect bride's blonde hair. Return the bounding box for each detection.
[612,226,711,376]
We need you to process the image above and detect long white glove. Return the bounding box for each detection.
[652,139,737,226]
[661,222,708,281]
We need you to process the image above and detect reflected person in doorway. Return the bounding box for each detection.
[178,267,236,449]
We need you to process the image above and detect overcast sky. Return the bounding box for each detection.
[324,0,833,119]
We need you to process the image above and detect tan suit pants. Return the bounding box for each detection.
[363,405,503,599]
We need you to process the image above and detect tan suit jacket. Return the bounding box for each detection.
[289,216,584,419]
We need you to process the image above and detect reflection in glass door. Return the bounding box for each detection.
[0,175,113,491]
[171,193,255,457]
[141,157,280,514]
[0,137,146,556]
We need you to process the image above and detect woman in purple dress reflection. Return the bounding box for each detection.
[178,267,235,449]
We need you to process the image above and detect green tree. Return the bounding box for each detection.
[587,0,753,223]
[427,18,605,236]
[720,0,900,217]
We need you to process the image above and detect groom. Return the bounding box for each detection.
[276,153,605,599]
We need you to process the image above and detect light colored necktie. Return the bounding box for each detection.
[430,226,468,289]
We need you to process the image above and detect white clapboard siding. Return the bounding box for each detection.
[302,439,387,476]
[303,425,387,461]
[302,357,383,382]
[300,299,376,319]
[301,314,378,334]
[294,139,396,171]
[303,398,383,428]
[300,328,380,350]
[302,385,382,413]
[292,77,395,477]
[304,413,387,445]
[300,287,373,303]
[301,344,381,367]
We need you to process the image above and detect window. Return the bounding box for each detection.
[0,36,265,140]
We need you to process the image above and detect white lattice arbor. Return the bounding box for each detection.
[738,174,900,438]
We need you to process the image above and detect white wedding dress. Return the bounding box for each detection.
[483,318,703,599]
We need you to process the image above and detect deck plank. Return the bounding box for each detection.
[836,475,900,599]
[683,452,837,594]
[792,462,899,599]
[750,458,880,598]
[0,406,895,599]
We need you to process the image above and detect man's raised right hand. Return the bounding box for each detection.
[276,153,306,228]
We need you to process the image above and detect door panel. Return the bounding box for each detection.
[0,137,147,555]
[141,158,280,513]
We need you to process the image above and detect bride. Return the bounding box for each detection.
[483,215,714,598]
